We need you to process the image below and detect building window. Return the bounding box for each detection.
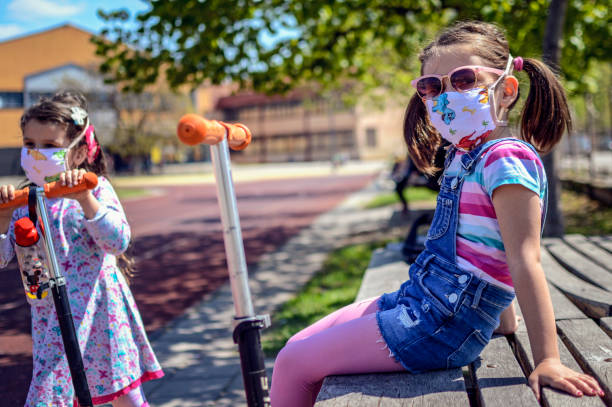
[0,92,24,109]
[366,128,377,147]
[26,92,53,107]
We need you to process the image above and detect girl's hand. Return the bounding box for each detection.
[0,184,16,217]
[529,358,603,400]
[59,169,100,219]
[0,184,16,234]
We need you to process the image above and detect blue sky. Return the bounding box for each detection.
[0,0,150,41]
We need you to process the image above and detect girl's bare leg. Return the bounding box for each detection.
[494,300,520,334]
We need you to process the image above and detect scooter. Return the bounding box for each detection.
[0,173,98,407]
[177,114,270,407]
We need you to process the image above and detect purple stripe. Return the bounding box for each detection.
[459,202,497,218]
[484,145,540,168]
[460,191,491,205]
[457,241,514,286]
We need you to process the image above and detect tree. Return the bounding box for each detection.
[93,1,610,96]
[105,89,193,173]
[541,0,569,237]
[94,0,611,222]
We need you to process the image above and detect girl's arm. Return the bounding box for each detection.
[0,185,16,267]
[61,170,130,255]
[492,184,603,400]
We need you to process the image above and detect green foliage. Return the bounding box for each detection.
[364,187,438,209]
[93,1,611,97]
[115,187,152,200]
[262,241,388,356]
[562,190,612,235]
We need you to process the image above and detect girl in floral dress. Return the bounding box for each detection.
[0,91,162,407]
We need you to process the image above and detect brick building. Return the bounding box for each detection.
[0,24,406,175]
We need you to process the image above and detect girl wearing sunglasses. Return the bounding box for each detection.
[271,21,603,406]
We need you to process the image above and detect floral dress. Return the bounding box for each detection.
[0,176,163,406]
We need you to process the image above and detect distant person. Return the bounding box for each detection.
[391,154,418,214]
[270,21,603,406]
[0,91,162,406]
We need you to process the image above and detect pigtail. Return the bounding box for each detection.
[519,58,572,153]
[403,93,442,175]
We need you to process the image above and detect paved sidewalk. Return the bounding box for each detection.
[134,174,409,406]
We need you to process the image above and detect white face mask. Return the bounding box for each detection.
[425,57,513,150]
[425,87,498,150]
[21,127,86,187]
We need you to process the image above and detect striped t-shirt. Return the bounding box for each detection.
[445,139,547,292]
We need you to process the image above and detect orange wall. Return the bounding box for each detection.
[0,25,99,91]
[0,25,100,148]
[0,110,24,147]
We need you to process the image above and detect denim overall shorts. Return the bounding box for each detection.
[376,138,542,373]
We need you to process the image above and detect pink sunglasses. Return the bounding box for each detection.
[411,65,505,100]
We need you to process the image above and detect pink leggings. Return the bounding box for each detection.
[270,296,405,407]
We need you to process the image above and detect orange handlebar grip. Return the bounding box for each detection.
[0,188,29,209]
[44,172,98,199]
[221,122,252,151]
[177,114,226,146]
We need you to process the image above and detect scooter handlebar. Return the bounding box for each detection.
[177,114,252,150]
[44,172,98,198]
[0,188,29,209]
[0,172,99,209]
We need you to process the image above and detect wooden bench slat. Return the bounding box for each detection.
[513,331,607,406]
[601,317,612,339]
[316,369,470,406]
[540,249,612,318]
[471,335,539,406]
[556,319,612,404]
[587,236,612,254]
[356,249,407,301]
[564,234,612,272]
[544,238,612,292]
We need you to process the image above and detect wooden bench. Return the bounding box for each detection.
[315,234,612,406]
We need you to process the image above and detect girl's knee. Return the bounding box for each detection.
[274,341,303,370]
[286,331,304,344]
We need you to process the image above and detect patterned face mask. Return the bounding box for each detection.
[425,56,513,150]
[21,130,86,187]
[425,87,499,150]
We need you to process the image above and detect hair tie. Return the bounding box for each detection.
[85,125,100,164]
[513,56,524,71]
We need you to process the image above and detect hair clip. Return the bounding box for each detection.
[70,107,88,126]
[85,125,100,164]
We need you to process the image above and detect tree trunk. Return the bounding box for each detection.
[541,0,569,237]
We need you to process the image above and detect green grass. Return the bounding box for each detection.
[115,187,152,200]
[562,190,612,235]
[364,187,438,209]
[262,241,390,357]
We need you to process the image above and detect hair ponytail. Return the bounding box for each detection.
[519,58,572,153]
[403,93,442,175]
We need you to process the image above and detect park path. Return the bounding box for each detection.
[0,172,377,406]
